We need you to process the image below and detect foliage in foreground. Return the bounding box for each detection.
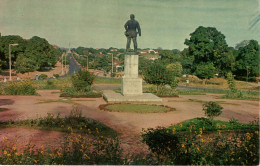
[0,107,116,137]
[0,117,258,165]
[0,115,259,165]
[142,118,259,165]
[0,80,37,95]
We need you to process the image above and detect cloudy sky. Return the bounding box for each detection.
[0,0,259,49]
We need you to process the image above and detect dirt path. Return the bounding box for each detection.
[0,90,259,153]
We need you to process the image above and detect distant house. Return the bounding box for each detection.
[140,49,158,55]
[53,45,59,49]
[114,60,124,72]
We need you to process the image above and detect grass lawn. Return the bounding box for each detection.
[101,104,174,113]
[94,77,121,84]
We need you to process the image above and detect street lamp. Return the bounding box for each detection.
[9,43,19,80]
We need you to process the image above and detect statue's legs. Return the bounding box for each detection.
[126,37,131,51]
[133,37,137,52]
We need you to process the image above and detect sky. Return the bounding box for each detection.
[0,0,259,49]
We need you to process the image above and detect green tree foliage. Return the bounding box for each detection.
[219,47,237,76]
[227,72,237,94]
[96,56,111,73]
[166,62,183,77]
[0,35,61,73]
[203,101,223,121]
[25,36,57,70]
[195,63,215,80]
[71,70,95,92]
[139,56,152,74]
[184,26,228,73]
[234,40,259,78]
[166,62,183,89]
[0,35,25,69]
[159,49,181,64]
[180,48,194,74]
[143,61,174,89]
[15,54,38,74]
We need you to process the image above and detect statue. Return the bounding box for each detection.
[124,14,141,53]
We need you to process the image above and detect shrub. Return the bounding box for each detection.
[60,86,102,98]
[111,73,116,77]
[143,61,174,93]
[203,101,223,121]
[3,80,37,95]
[71,70,95,92]
[227,72,237,93]
[53,74,60,78]
[39,74,48,79]
[141,127,180,161]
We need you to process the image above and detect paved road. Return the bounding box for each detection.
[60,53,81,78]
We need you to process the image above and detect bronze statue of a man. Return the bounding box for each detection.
[124,14,141,52]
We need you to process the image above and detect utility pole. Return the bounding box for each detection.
[111,53,113,74]
[9,43,19,80]
[61,53,64,75]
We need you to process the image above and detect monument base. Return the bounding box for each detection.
[121,77,142,96]
[103,92,162,103]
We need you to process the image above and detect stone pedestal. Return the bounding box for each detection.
[103,52,162,103]
[121,53,142,96]
[122,77,142,95]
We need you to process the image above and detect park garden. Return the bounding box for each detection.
[0,25,259,165]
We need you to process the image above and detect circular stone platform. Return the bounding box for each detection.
[103,92,162,102]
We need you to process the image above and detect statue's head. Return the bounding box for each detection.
[130,14,135,20]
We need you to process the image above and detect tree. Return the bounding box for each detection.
[180,48,194,74]
[0,35,25,69]
[96,55,111,73]
[195,63,215,80]
[139,56,152,74]
[15,54,38,74]
[184,26,228,73]
[166,62,183,77]
[143,61,174,91]
[159,50,180,64]
[166,62,183,89]
[234,40,259,79]
[25,36,57,70]
[219,47,237,76]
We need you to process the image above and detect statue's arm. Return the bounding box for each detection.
[137,22,141,36]
[124,22,128,31]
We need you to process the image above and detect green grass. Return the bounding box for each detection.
[94,77,121,84]
[34,77,72,90]
[60,86,102,98]
[168,117,259,133]
[102,104,174,113]
[177,89,228,95]
[219,90,259,101]
[187,99,240,105]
